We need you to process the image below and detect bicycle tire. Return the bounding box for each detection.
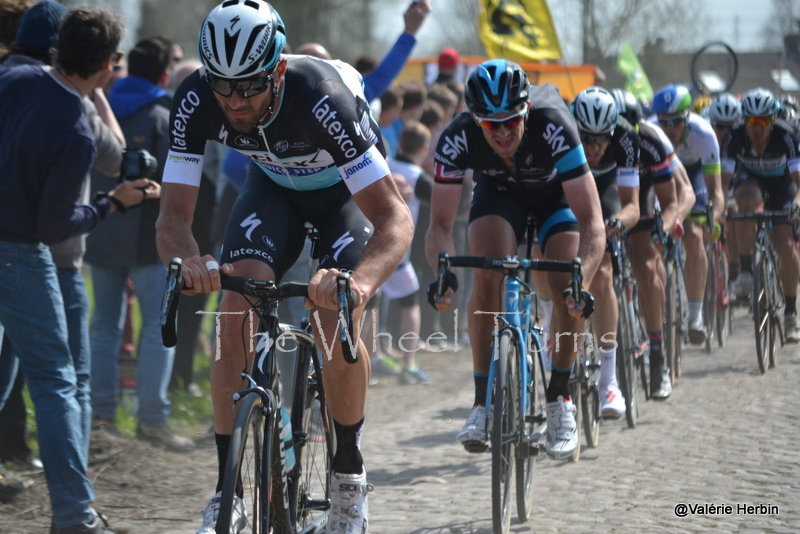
[615,280,636,428]
[217,392,268,534]
[703,244,718,354]
[674,263,686,379]
[290,343,334,533]
[752,251,769,374]
[766,251,784,369]
[580,322,600,448]
[716,246,730,348]
[491,330,516,534]
[664,260,679,386]
[516,329,544,522]
[690,41,738,93]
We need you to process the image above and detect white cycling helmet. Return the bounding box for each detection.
[571,86,618,134]
[741,88,780,117]
[708,93,742,125]
[198,0,286,79]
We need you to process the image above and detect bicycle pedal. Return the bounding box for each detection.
[462,440,489,454]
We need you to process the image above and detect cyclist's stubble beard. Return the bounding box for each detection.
[216,90,272,134]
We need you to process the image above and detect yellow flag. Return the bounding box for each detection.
[478,0,563,62]
[617,41,654,103]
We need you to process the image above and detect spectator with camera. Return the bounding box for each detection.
[85,36,194,452]
[0,6,158,532]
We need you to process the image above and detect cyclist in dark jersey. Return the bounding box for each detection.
[612,88,690,400]
[426,59,605,460]
[155,2,413,533]
[722,87,800,342]
[571,87,640,419]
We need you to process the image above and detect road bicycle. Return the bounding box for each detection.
[572,314,601,457]
[699,203,732,352]
[609,231,649,428]
[653,209,688,386]
[160,255,356,534]
[434,245,587,534]
[727,210,789,373]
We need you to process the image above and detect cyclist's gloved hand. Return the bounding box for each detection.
[790,201,800,221]
[426,271,458,310]
[562,285,595,318]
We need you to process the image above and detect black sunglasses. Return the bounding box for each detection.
[205,69,275,98]
[580,132,611,145]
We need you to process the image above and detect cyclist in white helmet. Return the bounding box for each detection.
[571,87,641,418]
[156,2,414,532]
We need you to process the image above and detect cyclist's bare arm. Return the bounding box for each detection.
[425,181,462,311]
[671,159,696,221]
[342,173,414,309]
[613,185,641,235]
[705,170,725,222]
[653,176,679,238]
[156,182,224,295]
[562,171,605,288]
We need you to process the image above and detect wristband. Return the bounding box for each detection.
[95,192,127,214]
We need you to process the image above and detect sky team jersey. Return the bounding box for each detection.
[433,83,590,190]
[164,56,388,194]
[588,117,639,188]
[722,118,800,179]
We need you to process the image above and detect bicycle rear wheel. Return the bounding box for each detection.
[752,251,769,373]
[491,330,516,534]
[516,330,545,522]
[218,392,269,534]
[290,344,334,533]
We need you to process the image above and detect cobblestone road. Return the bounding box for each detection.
[364,308,800,533]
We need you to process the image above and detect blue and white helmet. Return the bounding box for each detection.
[741,88,780,117]
[651,84,693,116]
[572,87,618,134]
[464,59,529,117]
[708,93,742,125]
[199,0,286,79]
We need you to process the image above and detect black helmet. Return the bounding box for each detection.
[465,59,529,117]
[610,88,643,125]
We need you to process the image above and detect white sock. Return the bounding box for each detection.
[688,301,703,323]
[599,346,617,389]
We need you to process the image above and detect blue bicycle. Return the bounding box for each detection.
[434,251,585,534]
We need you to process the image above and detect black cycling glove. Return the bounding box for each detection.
[562,286,595,318]
[426,271,458,310]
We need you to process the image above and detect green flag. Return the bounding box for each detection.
[617,42,653,103]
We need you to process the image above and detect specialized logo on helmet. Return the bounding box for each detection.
[247,21,273,64]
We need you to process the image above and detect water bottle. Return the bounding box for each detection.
[279,406,296,471]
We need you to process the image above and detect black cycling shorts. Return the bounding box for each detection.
[469,174,578,252]
[220,165,373,281]
[733,171,797,212]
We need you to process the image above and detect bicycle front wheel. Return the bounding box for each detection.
[665,260,680,385]
[752,251,769,373]
[766,251,784,369]
[218,392,268,534]
[580,322,600,448]
[491,330,516,534]
[716,245,731,348]
[516,330,545,522]
[703,244,718,354]
[615,282,637,428]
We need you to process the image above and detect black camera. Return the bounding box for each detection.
[121,148,158,180]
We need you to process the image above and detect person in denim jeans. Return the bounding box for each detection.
[0,7,160,533]
[85,37,194,452]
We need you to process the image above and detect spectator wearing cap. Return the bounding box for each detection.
[8,0,62,64]
[434,46,461,85]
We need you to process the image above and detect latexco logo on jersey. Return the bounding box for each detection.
[171,90,201,151]
[312,95,358,159]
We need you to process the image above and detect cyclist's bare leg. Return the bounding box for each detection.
[314,306,369,425]
[733,183,762,260]
[542,230,582,370]
[213,258,275,435]
[683,220,707,302]
[628,231,666,332]
[589,252,617,349]
[466,215,518,374]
